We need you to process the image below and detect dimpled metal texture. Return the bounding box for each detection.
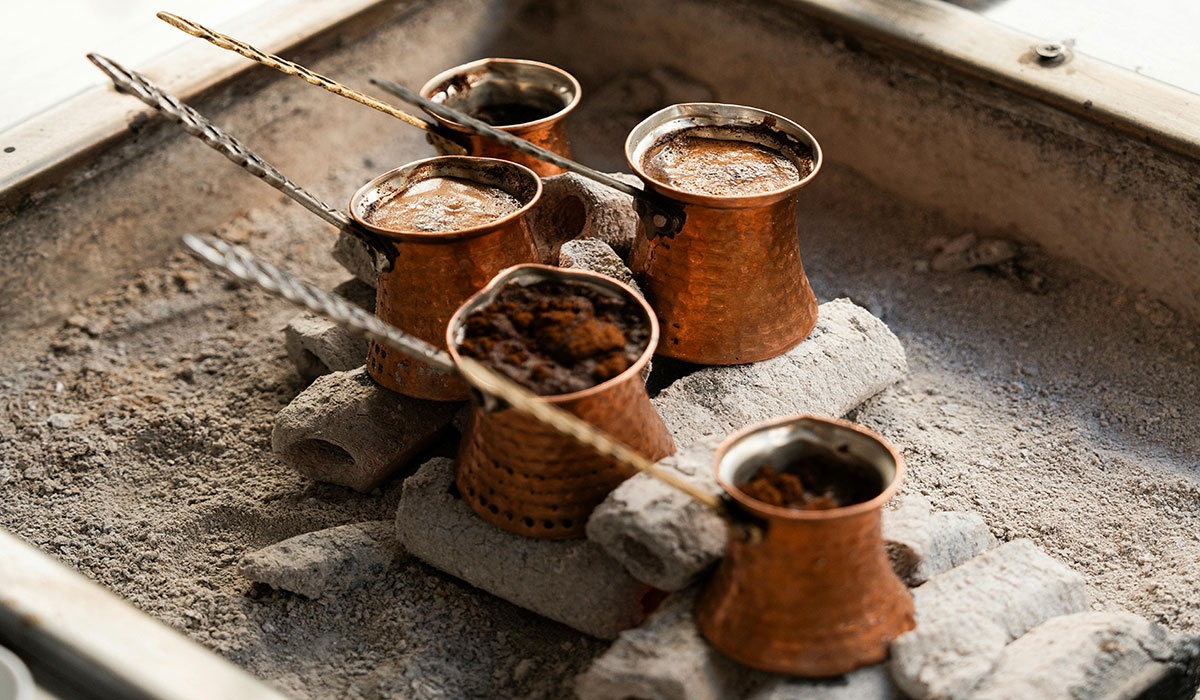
[695,416,915,676]
[626,103,823,365]
[630,196,818,364]
[421,58,580,177]
[353,157,542,401]
[448,265,676,539]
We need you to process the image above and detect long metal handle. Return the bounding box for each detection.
[183,233,453,373]
[370,77,687,240]
[156,12,467,156]
[87,54,393,259]
[181,233,721,511]
[88,54,350,229]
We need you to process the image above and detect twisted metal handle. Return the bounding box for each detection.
[370,77,687,240]
[182,233,723,512]
[88,53,354,231]
[88,53,395,259]
[156,12,467,156]
[183,233,454,373]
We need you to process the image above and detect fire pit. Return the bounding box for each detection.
[3,1,1200,699]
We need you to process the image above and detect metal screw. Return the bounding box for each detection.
[1034,42,1069,65]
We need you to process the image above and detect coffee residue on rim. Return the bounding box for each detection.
[365,176,521,233]
[641,126,814,197]
[738,452,883,510]
[457,279,649,396]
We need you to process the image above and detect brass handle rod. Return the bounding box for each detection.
[87,54,394,258]
[183,233,454,373]
[156,12,466,155]
[182,233,721,511]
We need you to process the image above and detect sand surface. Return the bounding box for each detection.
[1,158,1197,699]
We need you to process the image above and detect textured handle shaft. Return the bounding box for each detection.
[183,234,453,372]
[157,12,467,156]
[88,53,353,231]
[456,356,723,510]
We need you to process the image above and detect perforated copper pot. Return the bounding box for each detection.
[695,415,914,676]
[446,264,675,539]
[626,103,822,365]
[420,58,580,177]
[351,156,541,401]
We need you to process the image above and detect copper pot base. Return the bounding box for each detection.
[694,415,915,676]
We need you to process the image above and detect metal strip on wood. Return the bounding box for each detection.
[783,0,1200,161]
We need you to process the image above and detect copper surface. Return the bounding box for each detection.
[695,415,915,676]
[420,58,580,177]
[626,103,823,364]
[447,265,676,539]
[351,157,541,401]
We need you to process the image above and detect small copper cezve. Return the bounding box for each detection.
[447,264,675,539]
[626,103,823,365]
[421,58,581,177]
[351,156,542,401]
[696,415,915,676]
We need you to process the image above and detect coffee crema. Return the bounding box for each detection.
[366,176,521,233]
[457,280,649,396]
[642,130,804,197]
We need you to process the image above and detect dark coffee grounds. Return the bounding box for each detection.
[738,452,884,510]
[469,101,557,126]
[458,280,649,395]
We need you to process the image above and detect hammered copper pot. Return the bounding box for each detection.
[626,103,822,365]
[446,264,675,539]
[695,415,915,677]
[351,156,541,401]
[420,58,580,177]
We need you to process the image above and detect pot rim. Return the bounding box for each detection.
[349,155,542,242]
[713,414,905,521]
[419,57,583,134]
[445,263,659,404]
[625,102,823,207]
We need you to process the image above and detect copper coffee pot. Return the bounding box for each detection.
[446,264,676,539]
[419,58,581,176]
[695,415,915,677]
[350,157,541,401]
[625,103,823,365]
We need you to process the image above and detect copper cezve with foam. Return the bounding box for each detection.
[627,103,823,365]
[351,156,541,401]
